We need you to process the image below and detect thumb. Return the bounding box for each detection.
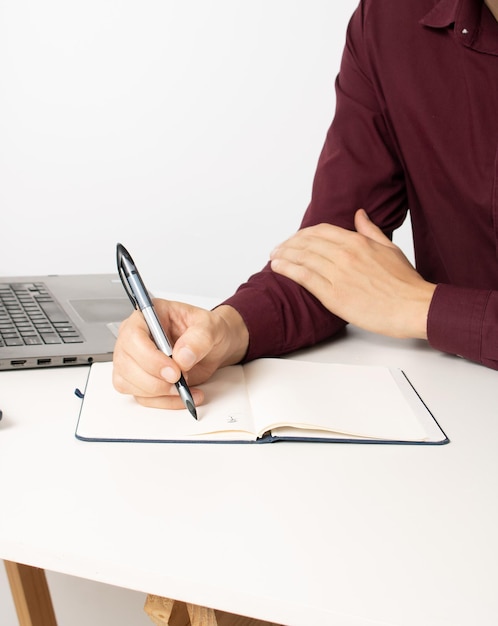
[354,208,394,247]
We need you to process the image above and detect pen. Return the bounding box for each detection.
[116,243,198,419]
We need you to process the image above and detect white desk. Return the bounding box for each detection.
[1,320,497,625]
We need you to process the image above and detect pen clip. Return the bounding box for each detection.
[116,243,139,310]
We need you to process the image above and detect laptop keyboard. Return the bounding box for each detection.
[0,283,83,348]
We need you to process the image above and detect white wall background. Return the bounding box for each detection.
[0,1,413,624]
[0,0,412,301]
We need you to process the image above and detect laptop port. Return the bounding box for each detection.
[63,357,77,364]
[10,360,27,366]
[37,358,52,365]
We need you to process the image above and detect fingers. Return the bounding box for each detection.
[354,209,396,247]
[268,210,436,339]
[111,300,249,411]
[270,239,335,295]
[170,303,250,372]
[133,390,204,411]
[171,314,221,369]
[271,210,392,258]
[269,210,396,281]
[270,222,343,286]
[270,224,353,276]
[112,310,169,384]
[112,306,205,409]
[146,299,220,374]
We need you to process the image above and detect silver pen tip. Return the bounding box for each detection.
[178,383,197,420]
[186,399,198,420]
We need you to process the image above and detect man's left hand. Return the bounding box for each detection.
[270,209,436,339]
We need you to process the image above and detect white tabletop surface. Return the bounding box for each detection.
[1,296,497,626]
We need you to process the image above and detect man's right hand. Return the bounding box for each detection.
[112,300,249,409]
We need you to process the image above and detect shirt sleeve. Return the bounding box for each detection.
[223,1,409,362]
[427,285,498,370]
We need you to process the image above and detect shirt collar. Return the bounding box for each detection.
[420,0,498,55]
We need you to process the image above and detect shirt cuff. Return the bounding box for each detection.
[221,287,284,362]
[427,283,492,363]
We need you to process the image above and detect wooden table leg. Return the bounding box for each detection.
[144,594,283,626]
[4,561,57,626]
[144,595,191,625]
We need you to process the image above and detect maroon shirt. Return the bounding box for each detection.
[223,0,498,370]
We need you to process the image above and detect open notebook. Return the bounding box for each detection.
[75,358,448,445]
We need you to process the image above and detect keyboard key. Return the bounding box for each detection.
[41,334,62,344]
[23,336,43,345]
[62,336,84,344]
[0,282,84,350]
[5,338,24,346]
[36,300,69,323]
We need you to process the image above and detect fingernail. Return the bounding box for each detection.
[177,347,196,369]
[160,366,177,382]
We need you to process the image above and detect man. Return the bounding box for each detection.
[113,0,498,409]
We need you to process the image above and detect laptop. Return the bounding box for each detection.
[0,274,134,370]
